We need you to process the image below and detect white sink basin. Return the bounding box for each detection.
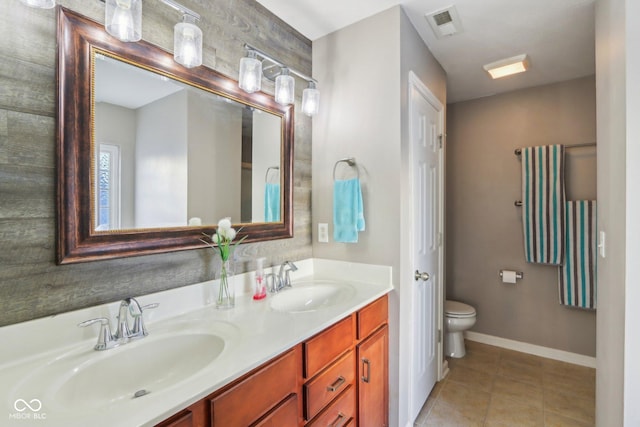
[14,328,230,411]
[269,281,355,313]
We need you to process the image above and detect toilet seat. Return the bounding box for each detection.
[445,300,476,318]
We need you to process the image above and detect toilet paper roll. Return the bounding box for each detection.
[501,270,517,284]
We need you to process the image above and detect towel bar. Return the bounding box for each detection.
[333,158,359,181]
[265,166,279,183]
[514,142,596,156]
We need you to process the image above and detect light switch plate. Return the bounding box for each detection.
[318,223,329,243]
[598,231,606,258]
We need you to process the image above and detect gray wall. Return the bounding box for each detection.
[0,0,312,326]
[446,76,597,357]
[312,7,447,427]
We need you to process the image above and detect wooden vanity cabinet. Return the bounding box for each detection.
[155,399,208,427]
[209,346,302,426]
[357,325,388,427]
[155,295,388,427]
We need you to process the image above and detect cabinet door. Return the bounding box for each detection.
[357,325,388,427]
[253,394,299,427]
[211,347,300,426]
[155,399,208,427]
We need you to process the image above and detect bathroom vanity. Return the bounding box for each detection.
[0,259,392,427]
[157,296,388,426]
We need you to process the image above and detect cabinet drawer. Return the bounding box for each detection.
[252,394,299,427]
[211,347,299,426]
[304,316,354,379]
[304,350,355,420]
[357,295,388,340]
[156,399,207,427]
[156,410,192,427]
[307,386,355,427]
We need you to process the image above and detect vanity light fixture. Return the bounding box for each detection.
[24,0,205,67]
[173,13,203,68]
[239,50,262,93]
[239,44,320,115]
[19,0,55,8]
[275,68,294,105]
[301,81,320,117]
[483,54,530,79]
[105,0,142,42]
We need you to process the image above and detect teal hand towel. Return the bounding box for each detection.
[264,183,280,222]
[333,178,365,243]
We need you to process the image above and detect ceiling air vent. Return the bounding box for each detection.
[425,5,463,39]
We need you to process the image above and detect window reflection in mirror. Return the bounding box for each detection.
[93,54,282,232]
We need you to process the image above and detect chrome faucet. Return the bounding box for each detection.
[79,297,158,351]
[267,261,298,293]
[116,297,158,340]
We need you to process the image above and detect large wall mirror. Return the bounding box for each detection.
[57,8,293,264]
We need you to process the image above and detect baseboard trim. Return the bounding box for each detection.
[440,358,450,380]
[464,331,596,368]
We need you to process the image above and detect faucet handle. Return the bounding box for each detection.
[130,302,159,338]
[78,317,119,351]
[265,272,279,293]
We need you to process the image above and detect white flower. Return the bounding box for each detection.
[211,233,221,244]
[218,217,232,231]
[226,228,237,241]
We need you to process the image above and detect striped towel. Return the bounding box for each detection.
[559,201,597,309]
[521,145,565,264]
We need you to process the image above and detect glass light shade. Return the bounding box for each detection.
[301,82,320,116]
[238,51,262,93]
[105,0,142,42]
[19,0,55,8]
[275,69,294,105]
[174,15,202,68]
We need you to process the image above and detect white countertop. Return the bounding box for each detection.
[0,258,393,427]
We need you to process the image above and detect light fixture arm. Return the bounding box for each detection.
[98,0,200,21]
[157,0,200,21]
[244,43,317,85]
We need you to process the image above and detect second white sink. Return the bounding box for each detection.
[269,281,356,313]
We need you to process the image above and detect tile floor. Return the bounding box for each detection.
[414,340,596,427]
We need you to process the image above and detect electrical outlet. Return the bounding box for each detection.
[318,223,329,243]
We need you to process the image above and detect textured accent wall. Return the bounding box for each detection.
[446,76,597,356]
[0,0,312,326]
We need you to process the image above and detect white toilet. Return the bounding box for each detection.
[444,300,477,358]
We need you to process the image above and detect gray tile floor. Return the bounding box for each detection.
[414,340,595,426]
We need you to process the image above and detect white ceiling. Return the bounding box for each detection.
[256,0,596,103]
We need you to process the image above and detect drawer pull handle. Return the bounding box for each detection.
[327,376,346,392]
[362,358,371,383]
[329,412,348,427]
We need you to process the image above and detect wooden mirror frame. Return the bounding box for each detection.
[56,8,293,264]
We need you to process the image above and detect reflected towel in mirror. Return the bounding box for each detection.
[264,183,280,222]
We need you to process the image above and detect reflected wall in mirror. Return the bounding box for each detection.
[57,8,293,264]
[93,54,282,231]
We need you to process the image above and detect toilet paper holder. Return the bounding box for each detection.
[499,270,523,280]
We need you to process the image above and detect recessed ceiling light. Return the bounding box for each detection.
[483,54,530,79]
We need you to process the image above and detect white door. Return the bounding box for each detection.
[408,73,442,421]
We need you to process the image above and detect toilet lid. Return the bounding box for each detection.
[445,300,476,317]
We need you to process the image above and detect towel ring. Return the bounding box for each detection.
[265,166,279,183]
[333,158,359,181]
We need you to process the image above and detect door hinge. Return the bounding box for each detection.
[438,134,444,149]
[438,232,443,247]
[438,329,442,343]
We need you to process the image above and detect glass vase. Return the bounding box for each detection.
[216,260,235,309]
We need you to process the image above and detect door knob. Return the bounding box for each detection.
[415,270,430,281]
